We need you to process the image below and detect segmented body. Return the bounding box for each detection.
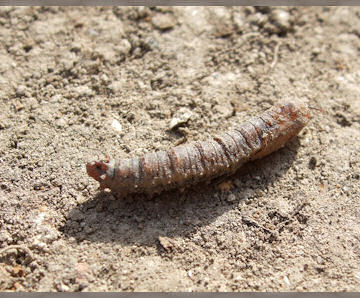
[86,100,310,198]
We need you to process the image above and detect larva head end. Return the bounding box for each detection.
[86,160,108,183]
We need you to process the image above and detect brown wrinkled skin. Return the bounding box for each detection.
[86,100,310,198]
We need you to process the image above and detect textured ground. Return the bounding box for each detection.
[0,6,359,292]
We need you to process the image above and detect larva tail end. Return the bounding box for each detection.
[280,99,311,125]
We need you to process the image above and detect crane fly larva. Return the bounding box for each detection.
[87,100,310,198]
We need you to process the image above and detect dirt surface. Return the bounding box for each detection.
[0,6,359,292]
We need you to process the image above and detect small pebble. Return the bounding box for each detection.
[111,119,122,132]
[152,14,176,31]
[284,275,291,286]
[87,28,99,37]
[16,85,27,97]
[233,12,244,32]
[56,118,67,129]
[226,193,237,203]
[308,156,317,170]
[169,107,192,130]
[269,9,292,33]
[187,270,193,278]
[158,236,173,252]
[73,86,94,98]
[108,81,124,94]
[213,104,234,119]
[58,283,70,292]
[317,255,325,265]
[76,262,92,283]
[116,39,132,56]
[32,241,47,251]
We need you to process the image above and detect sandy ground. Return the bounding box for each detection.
[0,6,359,292]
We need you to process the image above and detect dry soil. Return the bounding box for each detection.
[0,6,359,292]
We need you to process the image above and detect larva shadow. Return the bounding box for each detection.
[62,138,301,246]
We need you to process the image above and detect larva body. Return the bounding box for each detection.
[87,100,310,198]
